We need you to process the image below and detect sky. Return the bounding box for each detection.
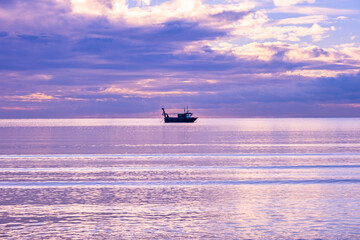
[0,0,360,118]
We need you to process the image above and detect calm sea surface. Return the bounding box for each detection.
[0,118,360,239]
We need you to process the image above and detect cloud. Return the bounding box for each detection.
[0,106,44,111]
[306,72,360,98]
[61,0,254,27]
[100,86,199,97]
[273,0,315,7]
[196,72,360,108]
[347,104,360,108]
[221,10,332,42]
[194,40,360,74]
[270,6,359,15]
[275,15,328,25]
[2,93,58,102]
[33,74,53,81]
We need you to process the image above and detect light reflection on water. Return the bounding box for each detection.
[1,118,360,239]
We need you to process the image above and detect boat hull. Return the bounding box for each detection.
[164,117,197,123]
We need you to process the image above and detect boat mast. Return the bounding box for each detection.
[162,108,168,117]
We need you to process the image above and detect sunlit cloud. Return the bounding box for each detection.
[0,106,44,111]
[318,103,360,109]
[348,104,360,108]
[64,97,87,101]
[3,93,58,102]
[270,6,359,15]
[283,69,359,78]
[100,86,198,97]
[275,15,328,25]
[273,0,315,7]
[337,44,360,61]
[236,23,330,42]
[63,0,254,26]
[33,74,53,81]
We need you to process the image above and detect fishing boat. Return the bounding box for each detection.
[162,107,197,123]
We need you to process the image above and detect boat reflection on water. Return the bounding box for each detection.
[162,107,197,123]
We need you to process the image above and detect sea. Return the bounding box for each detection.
[0,118,360,239]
